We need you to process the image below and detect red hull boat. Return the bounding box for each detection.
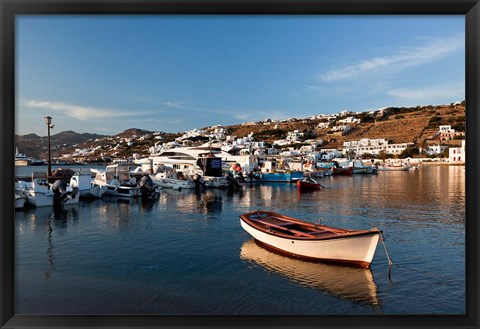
[296,177,323,191]
[332,166,353,175]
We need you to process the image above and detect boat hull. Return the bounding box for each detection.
[150,176,195,190]
[257,171,304,182]
[15,194,26,209]
[352,167,372,174]
[24,190,80,207]
[296,180,321,191]
[332,167,353,175]
[100,184,141,197]
[377,165,411,171]
[240,212,380,268]
[15,159,30,166]
[16,175,80,207]
[203,176,230,188]
[70,170,105,198]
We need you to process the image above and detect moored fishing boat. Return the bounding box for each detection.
[332,166,353,175]
[351,159,376,174]
[239,210,381,268]
[255,159,304,182]
[296,177,323,191]
[377,162,411,171]
[255,171,304,182]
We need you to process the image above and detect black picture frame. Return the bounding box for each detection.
[1,1,478,328]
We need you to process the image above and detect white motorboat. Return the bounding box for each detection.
[92,164,141,197]
[136,146,229,188]
[15,193,26,210]
[15,172,80,207]
[150,168,195,190]
[345,159,377,174]
[69,168,105,198]
[15,147,31,166]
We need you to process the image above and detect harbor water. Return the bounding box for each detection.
[14,165,465,315]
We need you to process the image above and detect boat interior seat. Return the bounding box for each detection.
[277,222,296,227]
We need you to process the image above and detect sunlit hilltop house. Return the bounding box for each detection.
[437,125,465,141]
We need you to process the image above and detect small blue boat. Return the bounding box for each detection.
[255,171,304,182]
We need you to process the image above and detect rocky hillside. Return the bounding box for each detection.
[15,102,465,161]
[226,103,465,149]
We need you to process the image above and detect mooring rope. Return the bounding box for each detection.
[379,230,393,267]
[378,230,393,281]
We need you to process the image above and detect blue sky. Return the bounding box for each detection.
[16,15,465,136]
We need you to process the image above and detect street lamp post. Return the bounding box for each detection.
[44,116,54,177]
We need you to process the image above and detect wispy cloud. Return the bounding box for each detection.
[21,99,151,120]
[319,35,463,82]
[165,101,189,110]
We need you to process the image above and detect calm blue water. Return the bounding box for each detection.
[14,165,465,315]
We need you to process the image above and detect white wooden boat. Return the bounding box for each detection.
[377,162,411,171]
[239,210,381,268]
[240,239,379,305]
[92,164,141,197]
[15,172,80,207]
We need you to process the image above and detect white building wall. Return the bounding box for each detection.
[342,138,411,156]
[426,144,447,156]
[439,125,454,133]
[449,140,465,164]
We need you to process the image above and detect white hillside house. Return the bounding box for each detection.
[449,140,465,164]
[343,138,412,156]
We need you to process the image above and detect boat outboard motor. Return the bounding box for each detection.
[51,179,69,206]
[226,172,241,190]
[192,173,204,192]
[139,174,159,199]
[226,172,234,184]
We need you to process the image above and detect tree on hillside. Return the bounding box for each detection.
[399,146,419,159]
[302,129,316,140]
[441,147,450,158]
[378,150,388,161]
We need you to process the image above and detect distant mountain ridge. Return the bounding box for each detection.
[15,131,109,159]
[16,130,107,143]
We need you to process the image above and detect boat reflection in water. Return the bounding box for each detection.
[240,239,380,307]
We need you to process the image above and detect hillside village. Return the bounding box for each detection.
[15,102,466,166]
